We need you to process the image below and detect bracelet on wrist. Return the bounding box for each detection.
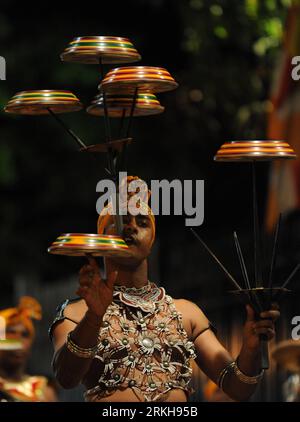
[66,332,99,359]
[217,360,264,390]
[232,361,264,384]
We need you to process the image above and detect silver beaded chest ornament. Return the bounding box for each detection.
[85,281,197,402]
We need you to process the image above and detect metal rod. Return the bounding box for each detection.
[126,87,138,138]
[98,58,115,177]
[99,57,112,143]
[46,108,87,150]
[233,231,251,290]
[268,213,282,288]
[190,228,242,290]
[252,161,263,287]
[118,109,126,139]
[119,88,138,172]
[114,191,123,236]
[281,262,300,289]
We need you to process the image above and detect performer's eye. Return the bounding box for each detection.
[137,216,149,227]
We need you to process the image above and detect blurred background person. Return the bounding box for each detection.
[0,296,58,401]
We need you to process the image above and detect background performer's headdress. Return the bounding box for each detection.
[0,296,42,338]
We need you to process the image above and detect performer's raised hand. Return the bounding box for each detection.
[242,304,280,350]
[76,256,118,317]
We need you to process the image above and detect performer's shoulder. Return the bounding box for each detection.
[49,297,86,339]
[173,298,210,328]
[172,298,206,316]
[63,297,87,315]
[54,297,86,318]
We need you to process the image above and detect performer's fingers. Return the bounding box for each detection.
[79,264,94,275]
[254,320,274,330]
[76,286,89,298]
[254,327,275,339]
[106,271,118,289]
[271,302,280,311]
[86,255,100,273]
[79,277,91,288]
[246,304,256,322]
[260,310,280,321]
[79,270,94,287]
[79,265,88,276]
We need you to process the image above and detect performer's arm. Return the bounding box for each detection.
[187,301,279,401]
[51,257,118,389]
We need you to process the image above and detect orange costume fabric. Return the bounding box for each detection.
[0,375,49,402]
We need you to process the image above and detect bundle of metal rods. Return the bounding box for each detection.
[191,161,300,369]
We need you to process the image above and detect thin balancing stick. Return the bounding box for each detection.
[99,57,112,143]
[252,161,263,287]
[98,57,114,177]
[281,262,300,289]
[46,107,87,150]
[126,87,138,138]
[233,231,251,290]
[118,108,126,139]
[84,253,107,280]
[190,228,242,291]
[268,213,282,288]
[120,88,138,171]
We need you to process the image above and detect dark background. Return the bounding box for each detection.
[0,0,298,401]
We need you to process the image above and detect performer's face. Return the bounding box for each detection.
[0,324,33,368]
[106,213,154,265]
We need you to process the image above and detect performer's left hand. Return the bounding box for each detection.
[242,304,280,351]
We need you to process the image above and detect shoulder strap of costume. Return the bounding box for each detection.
[48,298,80,340]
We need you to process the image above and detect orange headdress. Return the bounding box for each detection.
[0,296,42,338]
[97,175,156,245]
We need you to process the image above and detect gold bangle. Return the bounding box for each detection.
[217,362,235,390]
[217,360,264,390]
[66,332,99,359]
[232,361,264,385]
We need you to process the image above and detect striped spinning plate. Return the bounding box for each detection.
[0,339,23,351]
[48,233,132,258]
[100,66,178,93]
[60,36,141,64]
[5,90,83,115]
[214,140,297,162]
[87,92,164,117]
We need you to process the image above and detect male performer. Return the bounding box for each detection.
[0,296,57,401]
[50,176,279,402]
